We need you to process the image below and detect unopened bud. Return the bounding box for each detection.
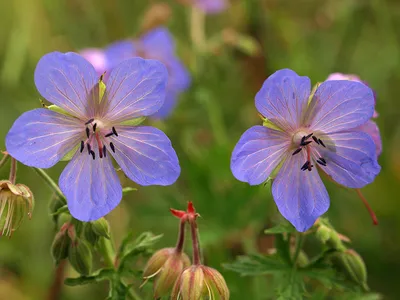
[91,217,110,239]
[51,229,71,265]
[83,223,99,245]
[0,180,34,237]
[316,224,346,251]
[331,249,368,290]
[143,248,175,278]
[68,239,93,275]
[150,250,191,298]
[171,265,230,300]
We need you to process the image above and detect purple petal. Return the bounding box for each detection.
[255,69,311,132]
[317,131,381,188]
[356,120,382,157]
[109,126,180,186]
[167,57,191,92]
[307,80,374,133]
[6,109,82,168]
[231,126,290,185]
[104,40,136,71]
[326,73,362,82]
[272,154,329,232]
[139,27,175,57]
[152,90,179,119]
[59,147,122,221]
[79,48,107,75]
[34,52,98,119]
[103,58,168,122]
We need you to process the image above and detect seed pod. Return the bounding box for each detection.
[51,229,71,265]
[68,239,93,275]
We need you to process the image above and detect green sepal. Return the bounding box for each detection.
[307,82,322,106]
[119,116,146,126]
[60,144,79,161]
[64,268,114,286]
[122,187,138,196]
[99,75,106,103]
[48,104,73,117]
[51,205,70,216]
[262,118,283,131]
[264,222,295,235]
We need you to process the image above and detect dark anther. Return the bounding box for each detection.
[85,118,94,125]
[110,142,115,153]
[318,139,326,148]
[312,136,320,145]
[103,145,107,157]
[93,123,97,132]
[80,141,84,153]
[300,140,312,146]
[301,161,310,171]
[112,127,118,137]
[292,148,302,156]
[105,132,114,137]
[90,150,95,160]
[86,127,90,138]
[319,157,326,164]
[301,136,306,144]
[316,159,327,166]
[87,143,92,155]
[305,133,313,140]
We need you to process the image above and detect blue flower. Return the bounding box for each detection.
[80,27,191,119]
[231,69,381,232]
[6,52,181,221]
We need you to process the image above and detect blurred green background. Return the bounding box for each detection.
[1,0,400,299]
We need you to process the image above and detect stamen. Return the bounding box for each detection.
[301,161,309,171]
[300,140,312,146]
[90,150,95,160]
[85,118,94,125]
[292,148,302,156]
[312,136,320,145]
[86,127,90,139]
[356,189,378,225]
[93,123,97,132]
[316,159,326,166]
[110,142,115,153]
[318,139,326,148]
[103,145,107,157]
[319,157,326,164]
[112,127,118,137]
[105,132,114,137]
[304,133,313,140]
[80,141,84,153]
[87,143,92,155]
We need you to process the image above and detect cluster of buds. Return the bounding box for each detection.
[142,202,229,299]
[0,154,34,237]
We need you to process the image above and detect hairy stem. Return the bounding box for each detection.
[47,260,67,300]
[292,233,305,270]
[356,188,378,225]
[175,218,186,253]
[189,217,202,265]
[33,168,66,203]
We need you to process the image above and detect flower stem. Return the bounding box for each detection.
[356,188,378,225]
[8,158,17,184]
[189,217,202,265]
[291,233,305,270]
[47,259,67,300]
[175,218,186,253]
[0,152,10,170]
[33,168,66,203]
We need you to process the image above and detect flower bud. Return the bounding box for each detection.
[171,265,230,300]
[147,249,190,299]
[315,224,346,251]
[91,217,110,239]
[331,249,368,290]
[51,229,71,265]
[0,180,34,237]
[83,223,99,245]
[68,239,93,275]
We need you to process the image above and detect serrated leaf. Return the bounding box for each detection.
[108,276,133,300]
[275,272,305,300]
[274,234,291,265]
[265,223,295,235]
[64,268,114,286]
[223,254,289,276]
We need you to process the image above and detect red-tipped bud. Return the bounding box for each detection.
[171,265,230,300]
[170,208,186,219]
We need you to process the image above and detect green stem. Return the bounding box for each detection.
[33,168,66,203]
[0,152,10,170]
[9,158,17,184]
[292,233,305,270]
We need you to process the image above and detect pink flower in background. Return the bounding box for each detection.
[194,0,227,14]
[326,73,382,156]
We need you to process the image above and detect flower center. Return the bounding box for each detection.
[79,118,119,160]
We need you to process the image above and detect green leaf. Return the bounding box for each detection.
[223,254,290,276]
[119,116,146,126]
[108,276,133,300]
[122,187,138,196]
[265,222,296,235]
[274,234,292,265]
[275,272,305,300]
[64,268,114,286]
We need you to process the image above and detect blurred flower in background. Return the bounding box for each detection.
[326,73,382,156]
[80,27,191,119]
[193,0,228,14]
